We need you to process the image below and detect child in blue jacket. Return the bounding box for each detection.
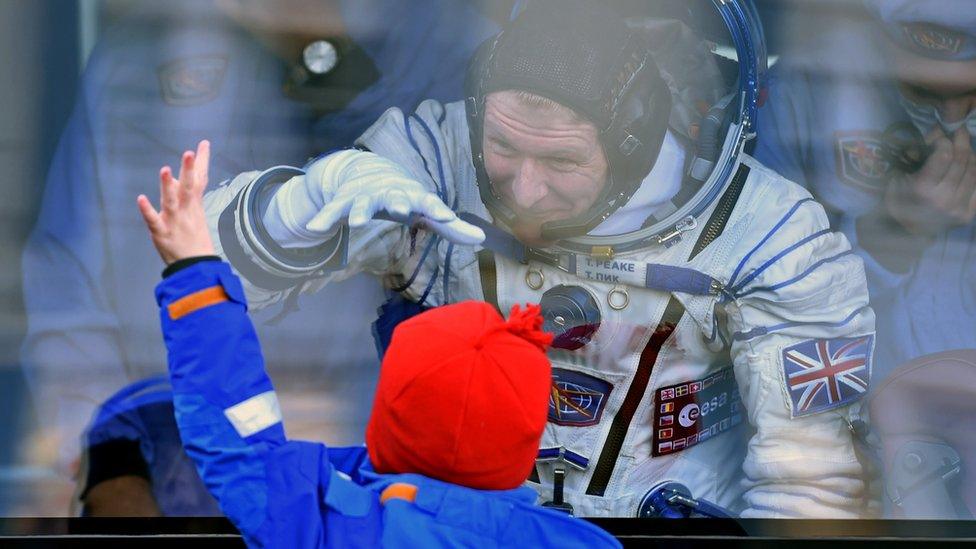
[139,141,619,547]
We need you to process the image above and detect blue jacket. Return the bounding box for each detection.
[155,260,620,548]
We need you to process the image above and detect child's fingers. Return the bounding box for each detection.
[178,157,196,203]
[160,166,180,212]
[137,194,165,233]
[177,150,196,195]
[194,140,210,194]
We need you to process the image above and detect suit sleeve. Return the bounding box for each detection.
[722,164,876,518]
[202,102,458,310]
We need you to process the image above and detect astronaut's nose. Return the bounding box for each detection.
[510,160,549,210]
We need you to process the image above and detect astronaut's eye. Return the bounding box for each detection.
[547,157,579,172]
[489,138,516,156]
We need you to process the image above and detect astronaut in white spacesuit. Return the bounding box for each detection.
[171,0,876,517]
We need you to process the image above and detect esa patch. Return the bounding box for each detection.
[834,131,891,192]
[548,369,612,427]
[157,56,228,106]
[782,335,873,419]
[652,367,742,457]
[902,23,966,58]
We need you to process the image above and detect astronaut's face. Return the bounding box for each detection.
[482,90,610,246]
[890,42,976,125]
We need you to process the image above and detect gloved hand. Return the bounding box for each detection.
[263,150,485,248]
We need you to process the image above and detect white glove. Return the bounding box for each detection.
[263,150,484,248]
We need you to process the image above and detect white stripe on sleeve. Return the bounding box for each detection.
[223,391,282,437]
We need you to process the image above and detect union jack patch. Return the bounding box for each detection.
[782,335,873,418]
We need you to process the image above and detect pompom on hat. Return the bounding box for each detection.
[365,300,553,490]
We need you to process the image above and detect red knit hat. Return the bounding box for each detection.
[365,300,553,490]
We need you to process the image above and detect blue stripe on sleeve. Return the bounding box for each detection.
[419,265,440,306]
[391,234,440,293]
[410,113,452,208]
[404,116,443,202]
[728,198,815,288]
[735,250,854,298]
[731,306,868,342]
[705,315,731,349]
[731,229,831,294]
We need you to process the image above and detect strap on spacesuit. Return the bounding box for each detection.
[476,250,501,314]
[541,467,574,514]
[538,447,589,514]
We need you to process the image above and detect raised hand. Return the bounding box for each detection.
[137,140,216,264]
[303,151,485,245]
[885,127,976,236]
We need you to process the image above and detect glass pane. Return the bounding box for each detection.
[1,0,974,541]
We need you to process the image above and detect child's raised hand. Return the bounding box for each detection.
[137,140,216,265]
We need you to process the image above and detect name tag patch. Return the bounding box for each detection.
[652,368,742,457]
[548,368,613,427]
[577,257,645,286]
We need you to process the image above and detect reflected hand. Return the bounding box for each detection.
[137,140,216,264]
[885,128,976,236]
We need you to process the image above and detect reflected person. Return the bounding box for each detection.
[755,0,976,381]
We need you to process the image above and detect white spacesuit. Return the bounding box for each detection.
[200,0,876,518]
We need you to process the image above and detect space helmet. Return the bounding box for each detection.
[464,0,766,252]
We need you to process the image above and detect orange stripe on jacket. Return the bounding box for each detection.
[167,286,230,320]
[380,483,418,505]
